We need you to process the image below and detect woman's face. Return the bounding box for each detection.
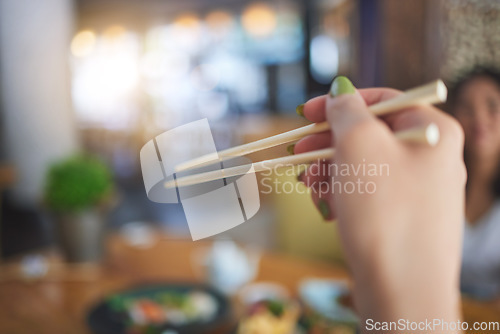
[454,76,500,159]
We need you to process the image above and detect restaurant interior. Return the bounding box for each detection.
[1,0,500,333]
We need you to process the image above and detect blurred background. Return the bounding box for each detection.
[2,0,500,261]
[1,0,500,332]
[0,0,500,333]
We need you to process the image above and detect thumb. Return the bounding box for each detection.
[326,76,376,140]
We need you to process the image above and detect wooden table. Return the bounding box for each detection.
[0,233,348,333]
[0,233,498,333]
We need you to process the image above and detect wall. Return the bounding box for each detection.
[0,0,80,205]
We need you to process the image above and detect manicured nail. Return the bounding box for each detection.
[287,144,295,155]
[296,104,305,117]
[318,199,330,220]
[296,171,304,182]
[329,76,356,98]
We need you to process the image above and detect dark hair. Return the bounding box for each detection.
[449,66,500,107]
[450,66,500,198]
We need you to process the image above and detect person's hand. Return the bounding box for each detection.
[295,77,466,331]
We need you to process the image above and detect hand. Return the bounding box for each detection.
[295,77,466,330]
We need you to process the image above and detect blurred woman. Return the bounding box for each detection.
[451,67,500,299]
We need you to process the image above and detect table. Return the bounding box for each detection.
[0,233,498,333]
[0,233,348,333]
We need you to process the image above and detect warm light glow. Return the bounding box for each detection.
[102,25,127,40]
[71,32,140,126]
[172,14,203,54]
[242,2,277,38]
[205,10,234,31]
[174,13,201,29]
[71,30,96,57]
[140,52,167,79]
[74,53,138,105]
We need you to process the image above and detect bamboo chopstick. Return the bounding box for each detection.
[175,80,447,172]
[167,148,334,188]
[165,123,440,188]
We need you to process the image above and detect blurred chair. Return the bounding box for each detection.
[238,116,345,264]
[272,172,346,265]
[0,164,16,261]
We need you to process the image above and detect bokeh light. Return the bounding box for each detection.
[310,35,339,84]
[206,10,235,31]
[172,14,203,54]
[71,28,140,127]
[102,25,127,40]
[71,30,96,57]
[174,13,201,29]
[190,64,220,92]
[70,5,305,128]
[242,2,277,38]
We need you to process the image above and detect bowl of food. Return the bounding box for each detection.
[87,283,232,334]
[298,279,358,324]
[233,280,358,334]
[237,298,300,334]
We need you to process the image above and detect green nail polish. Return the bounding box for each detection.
[318,199,330,220]
[329,76,356,97]
[296,172,304,182]
[296,104,305,117]
[287,144,295,155]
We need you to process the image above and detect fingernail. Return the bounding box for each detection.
[318,199,330,220]
[296,171,304,182]
[329,76,356,98]
[296,104,305,117]
[287,144,295,155]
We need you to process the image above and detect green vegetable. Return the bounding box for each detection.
[267,300,285,317]
[157,291,189,308]
[144,325,158,334]
[44,155,112,213]
[107,295,129,312]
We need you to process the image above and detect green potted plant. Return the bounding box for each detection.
[44,155,113,262]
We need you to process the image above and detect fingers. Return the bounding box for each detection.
[300,87,402,124]
[301,167,335,221]
[294,132,332,155]
[296,87,402,157]
[298,77,387,222]
[326,77,378,141]
[359,88,401,106]
[297,160,336,221]
[386,106,465,151]
[301,95,328,122]
[299,160,330,188]
[310,185,335,221]
[296,79,462,223]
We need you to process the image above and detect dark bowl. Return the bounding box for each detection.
[87,283,233,334]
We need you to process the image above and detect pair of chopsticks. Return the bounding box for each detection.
[166,80,447,188]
